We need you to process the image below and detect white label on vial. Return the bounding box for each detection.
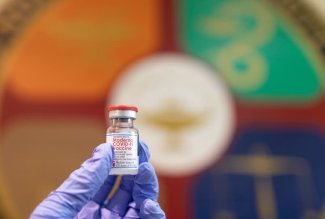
[106,133,138,169]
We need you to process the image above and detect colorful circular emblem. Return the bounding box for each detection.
[108,53,235,176]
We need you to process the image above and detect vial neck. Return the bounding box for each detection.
[111,118,134,128]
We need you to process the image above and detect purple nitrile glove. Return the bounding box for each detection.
[100,162,165,219]
[134,163,165,219]
[30,143,113,219]
[31,142,165,219]
[30,141,165,219]
[75,142,165,219]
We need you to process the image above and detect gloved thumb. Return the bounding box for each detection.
[31,143,113,218]
[133,163,166,219]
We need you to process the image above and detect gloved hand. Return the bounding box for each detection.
[30,142,166,219]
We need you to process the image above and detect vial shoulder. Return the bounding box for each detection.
[107,127,139,135]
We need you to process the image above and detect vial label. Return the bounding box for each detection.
[106,133,138,171]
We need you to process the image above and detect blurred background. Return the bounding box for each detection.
[0,0,325,218]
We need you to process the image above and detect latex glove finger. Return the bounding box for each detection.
[133,163,158,206]
[31,143,113,219]
[133,163,165,219]
[138,141,150,163]
[75,201,125,219]
[98,202,141,219]
[123,202,140,219]
[74,201,101,219]
[74,172,117,218]
[104,141,150,216]
[140,199,165,219]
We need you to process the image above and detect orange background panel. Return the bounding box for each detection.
[1,116,104,218]
[4,0,161,102]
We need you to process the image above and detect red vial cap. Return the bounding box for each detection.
[108,105,138,112]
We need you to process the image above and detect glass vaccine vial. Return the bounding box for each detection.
[107,105,139,175]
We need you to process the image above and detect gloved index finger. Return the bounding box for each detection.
[133,163,166,218]
[139,141,150,163]
[133,162,159,208]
